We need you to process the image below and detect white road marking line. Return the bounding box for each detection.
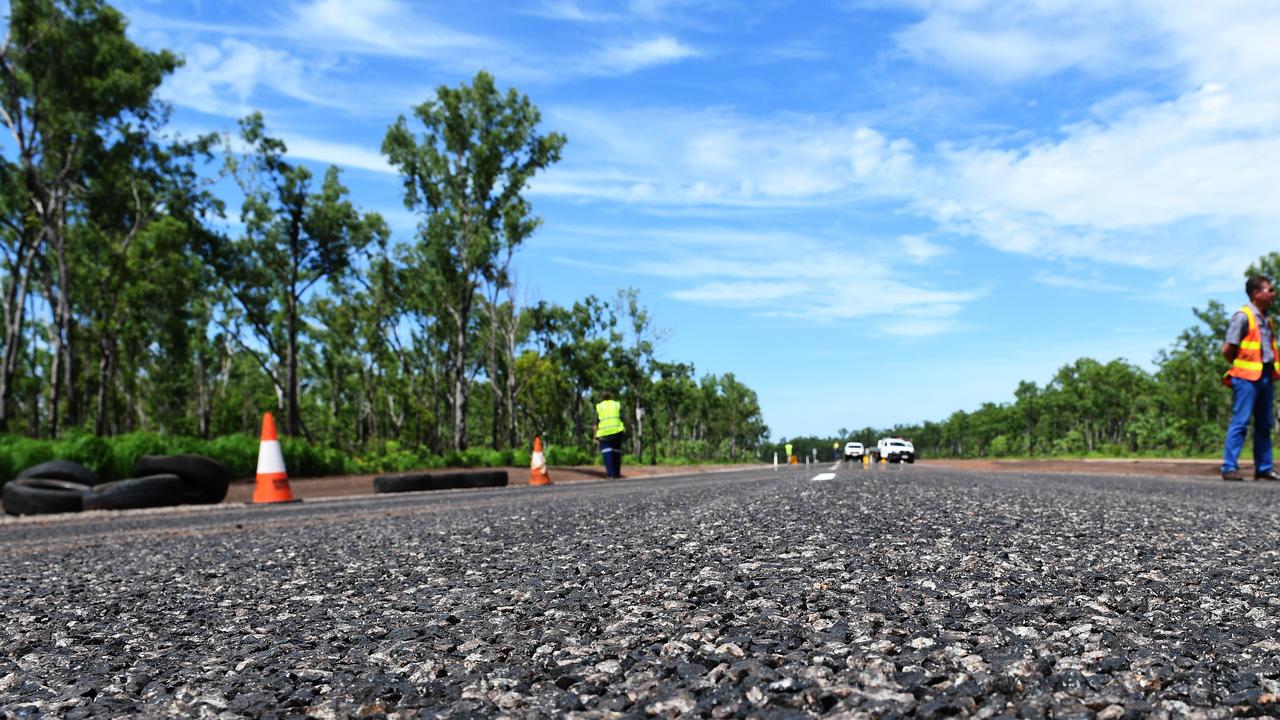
[811,472,836,482]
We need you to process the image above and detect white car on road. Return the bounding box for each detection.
[876,437,916,463]
[843,442,865,460]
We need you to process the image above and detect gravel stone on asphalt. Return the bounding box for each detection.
[2,465,1280,718]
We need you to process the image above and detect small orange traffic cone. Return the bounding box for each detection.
[529,436,551,486]
[252,412,298,503]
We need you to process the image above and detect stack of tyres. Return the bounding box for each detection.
[133,455,231,504]
[84,474,185,511]
[2,454,232,516]
[2,460,100,516]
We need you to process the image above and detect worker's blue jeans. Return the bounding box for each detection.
[1223,374,1274,473]
[599,433,624,479]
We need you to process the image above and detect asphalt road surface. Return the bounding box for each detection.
[2,463,1280,718]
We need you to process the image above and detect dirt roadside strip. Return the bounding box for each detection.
[926,457,1233,479]
[222,463,762,503]
[222,457,1239,503]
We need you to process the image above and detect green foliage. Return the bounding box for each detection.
[0,4,768,468]
[0,436,52,481]
[545,445,594,466]
[102,431,172,480]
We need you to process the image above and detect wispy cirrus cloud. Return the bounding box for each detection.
[890,1,1151,83]
[533,2,1280,294]
[163,39,335,116]
[527,0,622,22]
[550,226,982,332]
[291,0,492,58]
[536,107,886,206]
[586,36,700,75]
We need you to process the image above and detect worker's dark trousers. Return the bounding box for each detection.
[599,433,624,479]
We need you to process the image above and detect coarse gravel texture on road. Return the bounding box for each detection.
[2,464,1280,718]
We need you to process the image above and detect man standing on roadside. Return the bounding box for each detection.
[1221,275,1280,481]
[595,391,626,479]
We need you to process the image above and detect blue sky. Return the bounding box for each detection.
[92,1,1280,437]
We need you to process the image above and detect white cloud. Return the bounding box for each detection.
[537,107,881,206]
[1031,271,1125,293]
[163,39,331,117]
[280,135,393,175]
[891,1,1149,83]
[292,0,491,57]
[529,0,620,22]
[899,235,947,263]
[588,36,700,74]
[551,226,983,330]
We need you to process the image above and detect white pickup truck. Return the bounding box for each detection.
[875,437,916,463]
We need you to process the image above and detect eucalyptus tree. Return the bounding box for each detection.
[716,372,767,460]
[0,0,178,434]
[382,70,565,450]
[76,128,221,434]
[529,296,615,443]
[610,288,664,460]
[650,360,697,456]
[0,164,38,429]
[211,113,386,438]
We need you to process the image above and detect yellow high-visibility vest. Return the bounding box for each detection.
[595,399,625,437]
[1224,305,1280,385]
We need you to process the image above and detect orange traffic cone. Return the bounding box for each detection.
[252,412,297,503]
[530,436,551,486]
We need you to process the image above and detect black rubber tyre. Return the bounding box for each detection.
[3,478,89,516]
[374,472,454,493]
[374,470,508,493]
[84,474,184,511]
[133,455,230,505]
[15,459,100,486]
[456,470,509,489]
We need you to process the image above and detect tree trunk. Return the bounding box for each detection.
[45,312,62,437]
[53,236,78,430]
[633,404,643,461]
[451,337,469,450]
[0,240,38,427]
[504,315,519,449]
[484,299,501,449]
[196,352,210,439]
[94,334,116,435]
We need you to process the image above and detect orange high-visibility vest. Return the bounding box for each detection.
[1224,305,1280,385]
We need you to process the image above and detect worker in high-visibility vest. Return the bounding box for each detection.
[1222,275,1280,482]
[595,391,627,479]
[785,442,794,465]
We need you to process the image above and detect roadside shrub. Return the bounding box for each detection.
[280,437,351,478]
[104,432,172,481]
[0,436,53,483]
[207,434,260,478]
[545,445,593,466]
[52,432,112,478]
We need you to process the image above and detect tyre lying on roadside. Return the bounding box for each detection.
[133,454,230,504]
[374,470,508,494]
[84,474,184,511]
[15,459,101,487]
[3,478,90,516]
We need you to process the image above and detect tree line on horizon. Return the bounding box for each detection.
[776,254,1280,461]
[0,0,769,464]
